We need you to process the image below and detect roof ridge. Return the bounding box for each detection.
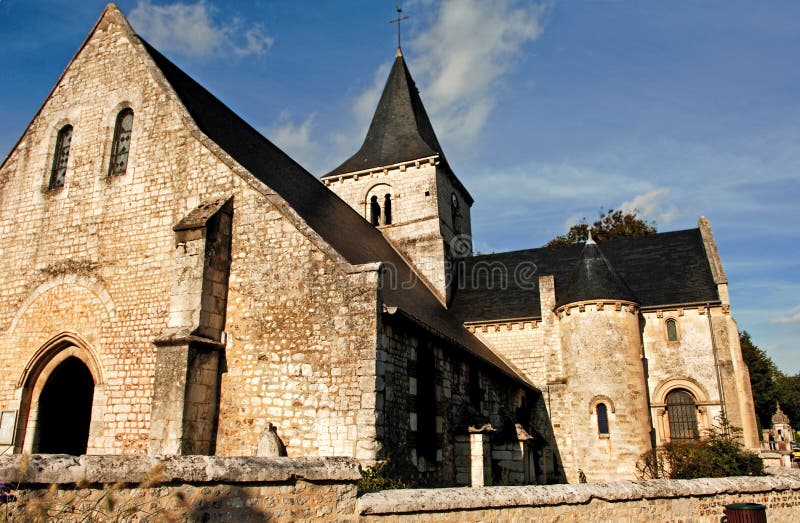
[132,34,531,388]
[469,227,703,260]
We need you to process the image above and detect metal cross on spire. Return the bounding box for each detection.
[389,6,409,51]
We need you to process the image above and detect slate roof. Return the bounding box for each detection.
[324,50,447,177]
[137,39,530,387]
[449,229,720,323]
[555,237,639,308]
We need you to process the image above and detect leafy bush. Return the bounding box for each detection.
[637,417,763,479]
[357,461,414,493]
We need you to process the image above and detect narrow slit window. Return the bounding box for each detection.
[666,319,678,341]
[384,194,392,225]
[108,109,134,176]
[596,403,609,435]
[49,125,72,190]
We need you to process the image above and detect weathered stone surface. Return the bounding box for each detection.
[0,454,361,484]
[358,474,800,515]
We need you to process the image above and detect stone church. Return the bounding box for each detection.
[0,4,758,486]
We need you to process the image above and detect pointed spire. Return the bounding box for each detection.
[586,229,595,245]
[324,52,446,177]
[555,237,639,308]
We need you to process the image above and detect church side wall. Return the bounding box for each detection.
[642,307,725,445]
[379,314,552,487]
[216,185,381,457]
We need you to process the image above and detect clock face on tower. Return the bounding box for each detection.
[451,193,458,208]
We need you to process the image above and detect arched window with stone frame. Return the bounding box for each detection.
[666,318,679,342]
[596,403,610,435]
[666,388,699,440]
[589,395,614,438]
[108,108,134,176]
[48,124,73,190]
[365,183,393,226]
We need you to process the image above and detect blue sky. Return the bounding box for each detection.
[1,1,798,373]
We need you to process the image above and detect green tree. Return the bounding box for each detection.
[775,373,800,434]
[547,208,656,247]
[740,331,779,430]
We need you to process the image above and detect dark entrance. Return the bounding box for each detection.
[36,356,95,454]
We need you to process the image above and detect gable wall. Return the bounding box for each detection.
[0,14,381,458]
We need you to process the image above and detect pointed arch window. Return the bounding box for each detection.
[108,108,134,176]
[666,319,679,342]
[48,125,72,190]
[596,403,609,435]
[666,389,699,440]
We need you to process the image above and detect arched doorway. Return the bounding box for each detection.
[35,356,95,454]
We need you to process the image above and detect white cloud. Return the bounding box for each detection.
[336,0,546,163]
[620,188,680,225]
[408,0,546,154]
[265,110,322,172]
[129,1,273,59]
[770,306,800,325]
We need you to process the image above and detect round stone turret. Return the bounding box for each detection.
[555,236,652,482]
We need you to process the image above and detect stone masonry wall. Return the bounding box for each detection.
[0,454,360,523]
[378,314,552,487]
[468,321,547,387]
[325,161,470,303]
[0,8,382,460]
[2,456,798,522]
[359,467,800,522]
[556,302,652,483]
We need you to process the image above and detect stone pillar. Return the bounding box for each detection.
[469,427,493,487]
[149,340,223,455]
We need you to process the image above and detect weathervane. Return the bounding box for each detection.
[389,6,409,50]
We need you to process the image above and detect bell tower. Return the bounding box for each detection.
[322,48,473,304]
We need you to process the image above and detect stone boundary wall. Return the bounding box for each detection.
[0,455,361,522]
[359,467,800,522]
[1,456,799,522]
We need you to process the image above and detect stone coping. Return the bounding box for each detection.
[0,455,361,485]
[359,469,800,515]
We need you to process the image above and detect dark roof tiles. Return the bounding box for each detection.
[137,38,530,387]
[449,229,720,323]
[325,51,446,177]
[555,238,639,307]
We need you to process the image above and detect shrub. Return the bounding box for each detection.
[637,417,763,479]
[357,461,414,493]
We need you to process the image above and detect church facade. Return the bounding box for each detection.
[0,5,758,486]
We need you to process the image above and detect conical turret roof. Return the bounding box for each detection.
[325,50,446,177]
[555,234,639,308]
